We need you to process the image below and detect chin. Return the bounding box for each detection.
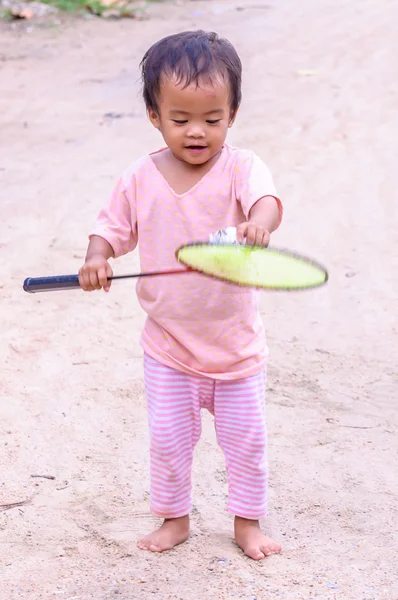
[186,149,218,165]
[187,155,211,165]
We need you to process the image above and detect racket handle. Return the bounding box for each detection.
[23,274,81,293]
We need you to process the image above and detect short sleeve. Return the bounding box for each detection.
[235,151,283,227]
[89,176,138,258]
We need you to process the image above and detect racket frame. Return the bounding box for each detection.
[175,242,329,291]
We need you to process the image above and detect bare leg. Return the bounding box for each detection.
[137,515,190,553]
[234,516,281,560]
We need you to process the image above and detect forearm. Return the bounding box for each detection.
[85,235,114,261]
[248,195,281,233]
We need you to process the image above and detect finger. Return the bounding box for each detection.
[262,231,270,247]
[236,223,247,244]
[245,224,257,245]
[97,267,108,289]
[78,270,84,290]
[89,269,100,290]
[78,268,91,291]
[104,264,113,292]
[254,228,264,247]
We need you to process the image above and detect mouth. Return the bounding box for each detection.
[185,145,208,156]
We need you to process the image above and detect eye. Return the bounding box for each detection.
[206,119,221,124]
[172,119,188,124]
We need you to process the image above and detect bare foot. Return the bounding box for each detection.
[234,516,281,560]
[137,516,190,553]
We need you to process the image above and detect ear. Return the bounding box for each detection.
[148,107,161,129]
[228,107,239,128]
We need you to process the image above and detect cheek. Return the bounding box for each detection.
[165,128,182,144]
[160,123,175,140]
[212,124,229,139]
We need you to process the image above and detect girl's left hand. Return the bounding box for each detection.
[236,222,271,246]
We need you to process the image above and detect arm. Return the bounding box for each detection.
[79,235,114,292]
[237,195,281,246]
[85,235,114,261]
[79,176,138,292]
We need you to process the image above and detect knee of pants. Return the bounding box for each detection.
[216,423,267,467]
[216,418,266,445]
[149,417,201,454]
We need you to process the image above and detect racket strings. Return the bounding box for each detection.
[177,243,328,290]
[204,245,261,283]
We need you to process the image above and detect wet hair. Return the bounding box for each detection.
[140,30,242,116]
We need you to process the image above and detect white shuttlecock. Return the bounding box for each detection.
[209,226,244,245]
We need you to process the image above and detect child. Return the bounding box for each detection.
[79,30,283,560]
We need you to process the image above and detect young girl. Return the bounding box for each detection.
[79,30,283,560]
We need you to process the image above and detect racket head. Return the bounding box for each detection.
[176,242,328,291]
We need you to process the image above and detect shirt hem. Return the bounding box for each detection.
[140,335,267,381]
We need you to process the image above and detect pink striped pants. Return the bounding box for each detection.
[143,354,268,520]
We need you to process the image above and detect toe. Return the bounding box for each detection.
[137,537,156,551]
[260,541,281,556]
[259,544,273,557]
[244,546,265,560]
[270,540,282,553]
[137,540,148,550]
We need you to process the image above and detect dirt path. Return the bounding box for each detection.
[1,0,397,598]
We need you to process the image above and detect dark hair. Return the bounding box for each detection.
[140,30,242,116]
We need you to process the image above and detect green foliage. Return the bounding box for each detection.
[40,0,163,16]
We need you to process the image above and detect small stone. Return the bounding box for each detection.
[327,583,339,589]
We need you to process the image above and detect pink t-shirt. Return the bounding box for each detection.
[90,143,282,380]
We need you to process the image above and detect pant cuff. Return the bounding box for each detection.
[228,505,268,520]
[150,505,192,519]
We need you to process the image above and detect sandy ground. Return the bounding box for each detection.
[1,0,398,598]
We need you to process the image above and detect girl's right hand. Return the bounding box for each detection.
[78,255,113,292]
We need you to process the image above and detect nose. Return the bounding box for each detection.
[187,123,205,139]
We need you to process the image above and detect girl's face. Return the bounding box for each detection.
[148,74,236,166]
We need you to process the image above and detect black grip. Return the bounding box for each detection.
[23,274,81,293]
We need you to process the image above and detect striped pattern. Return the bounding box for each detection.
[144,354,268,520]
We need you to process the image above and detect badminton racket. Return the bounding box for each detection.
[23,242,328,293]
